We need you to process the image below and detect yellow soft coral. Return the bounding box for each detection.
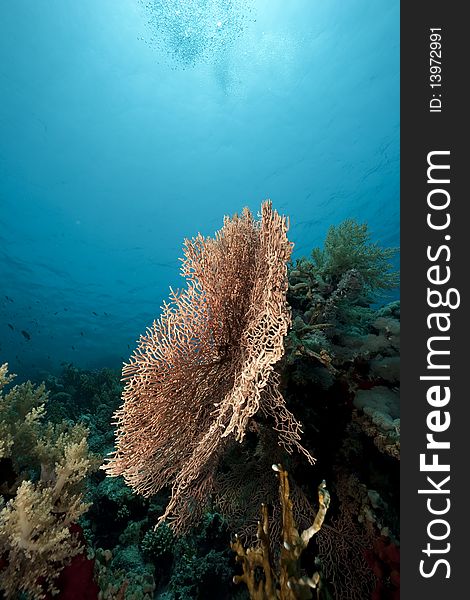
[0,363,100,599]
[0,480,83,599]
[0,364,16,459]
[0,438,96,599]
[0,363,14,387]
[0,364,48,469]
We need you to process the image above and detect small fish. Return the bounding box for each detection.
[54,311,58,315]
[8,323,14,330]
[64,307,68,311]
[92,311,98,316]
[21,330,31,340]
[71,346,75,350]
[80,331,84,336]
[104,312,109,316]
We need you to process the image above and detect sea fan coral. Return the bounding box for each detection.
[104,201,314,532]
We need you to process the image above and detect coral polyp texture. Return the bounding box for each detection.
[104,201,314,532]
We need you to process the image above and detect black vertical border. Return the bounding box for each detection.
[401,2,467,598]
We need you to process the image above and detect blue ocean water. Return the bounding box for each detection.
[0,0,399,377]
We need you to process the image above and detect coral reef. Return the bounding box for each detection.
[279,221,400,600]
[42,363,123,455]
[30,364,247,599]
[0,213,400,600]
[91,510,238,600]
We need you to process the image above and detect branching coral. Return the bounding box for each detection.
[104,201,314,533]
[231,465,330,599]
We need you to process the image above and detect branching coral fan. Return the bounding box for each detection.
[104,201,314,532]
